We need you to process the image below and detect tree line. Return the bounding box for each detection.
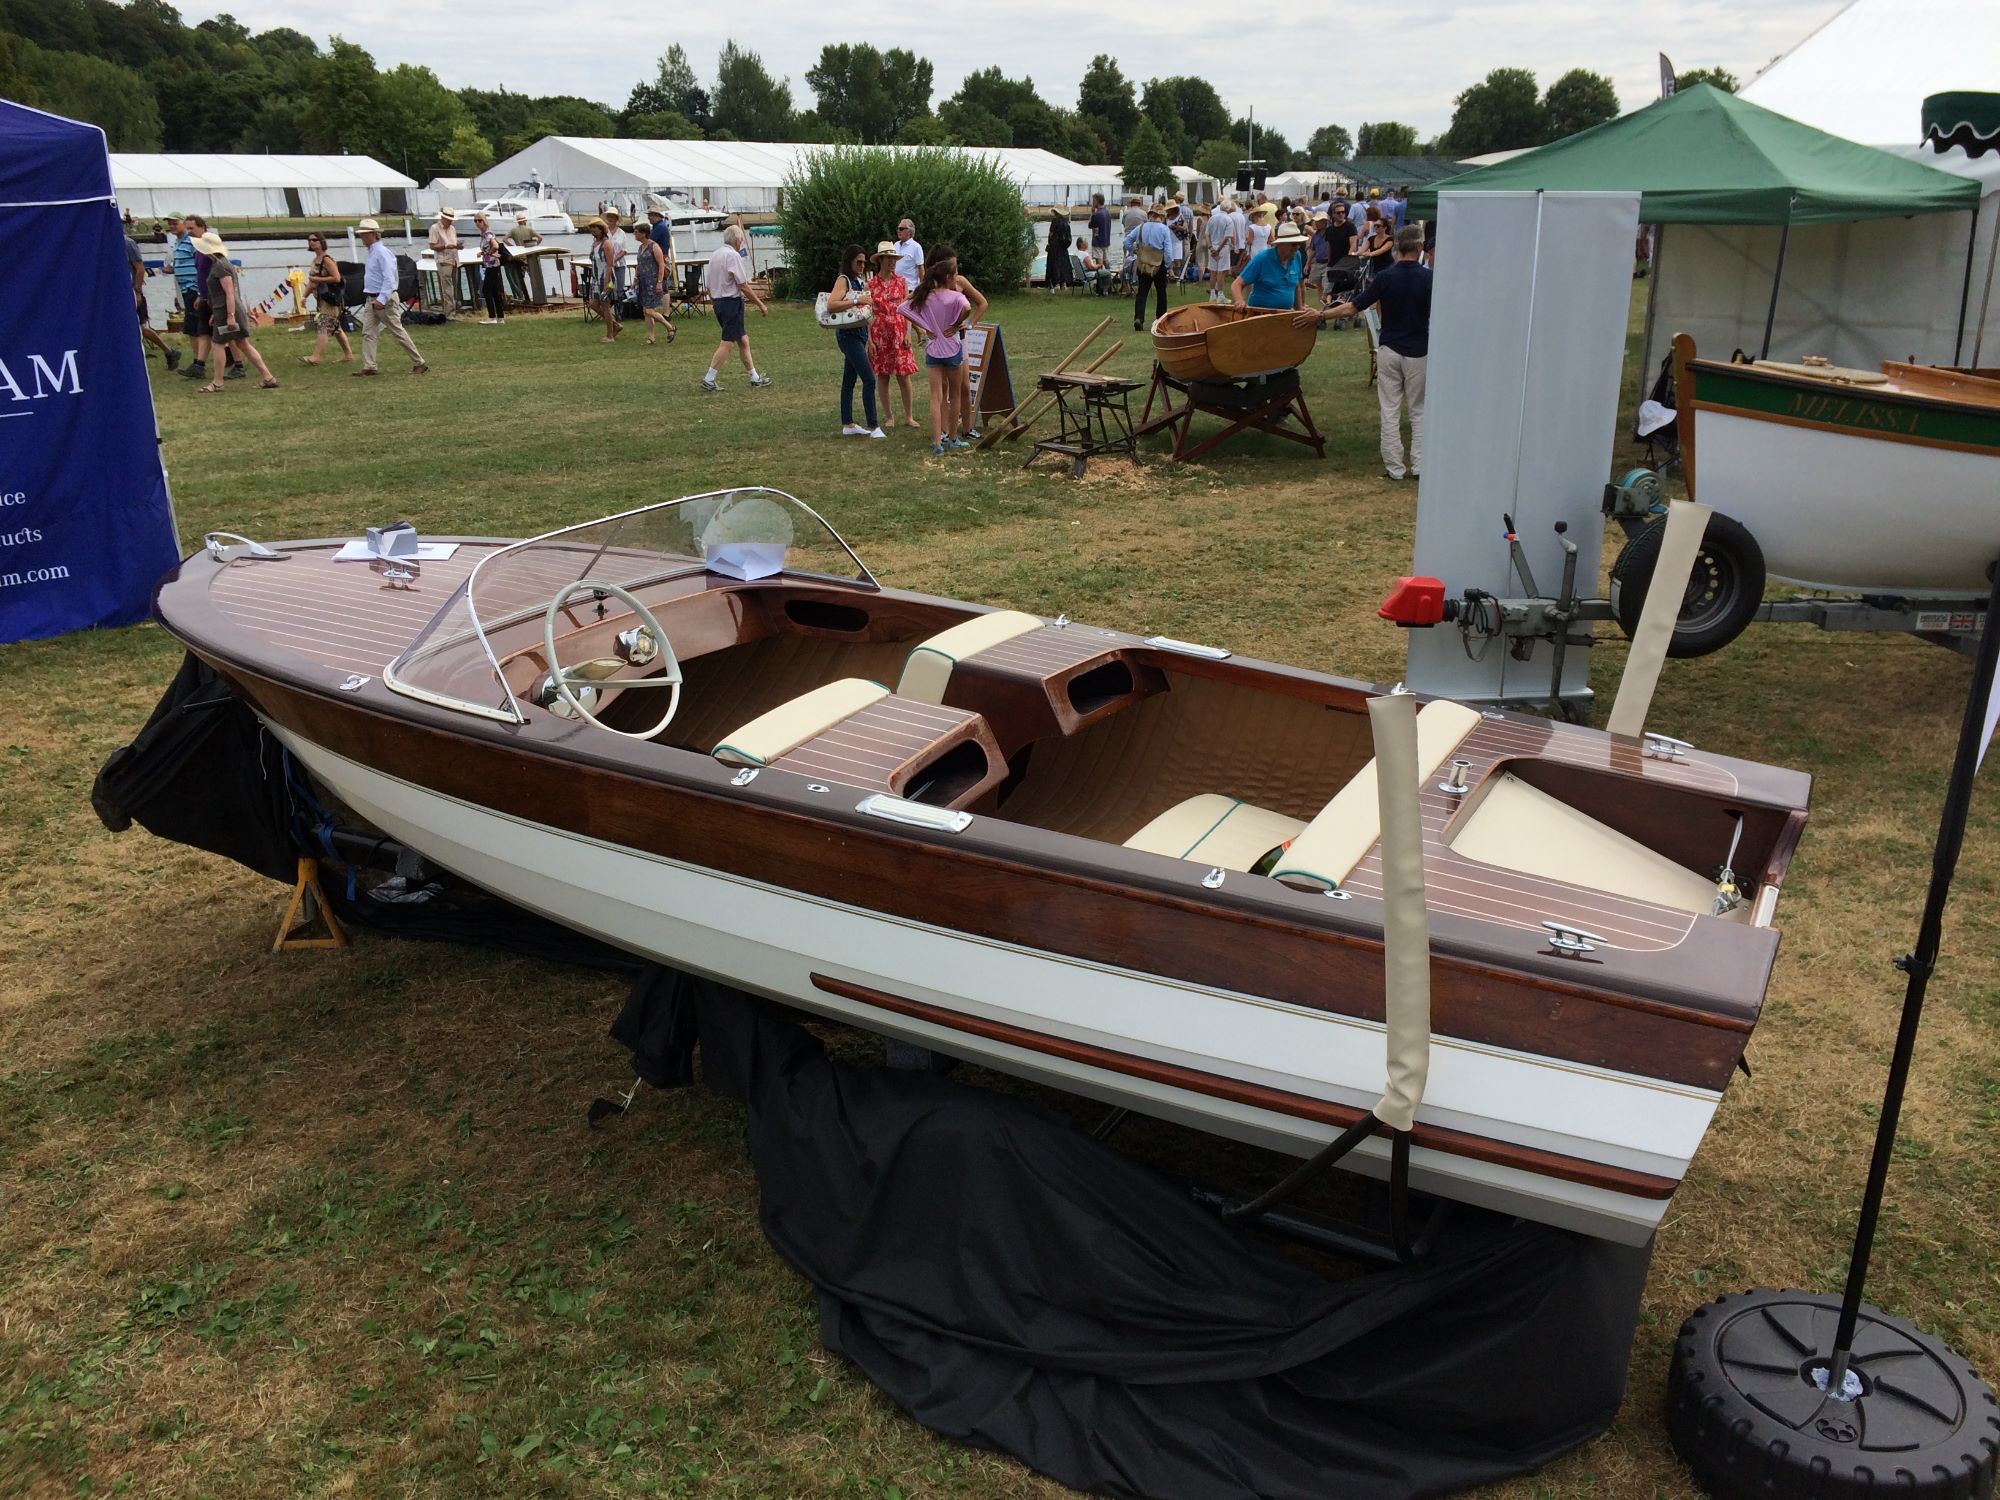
[0,1,1739,186]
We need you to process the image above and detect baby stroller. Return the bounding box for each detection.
[1320,255,1363,329]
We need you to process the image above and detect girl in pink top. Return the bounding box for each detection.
[900,247,972,453]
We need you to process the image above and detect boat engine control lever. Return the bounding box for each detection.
[1713,811,1746,916]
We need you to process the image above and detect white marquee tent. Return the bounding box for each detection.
[1081,166,1222,204]
[476,138,1118,212]
[109,153,416,220]
[1647,0,2000,375]
[1739,0,1999,147]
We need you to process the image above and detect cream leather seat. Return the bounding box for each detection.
[1125,698,1484,886]
[897,610,1044,703]
[1271,700,1482,890]
[713,678,887,767]
[1123,794,1306,872]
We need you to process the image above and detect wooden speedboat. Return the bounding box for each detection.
[1152,304,1317,382]
[1678,340,2000,594]
[154,490,1810,1245]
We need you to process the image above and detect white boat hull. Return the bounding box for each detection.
[272,725,1719,1245]
[1697,408,2000,594]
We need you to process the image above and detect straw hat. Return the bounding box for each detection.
[355,218,381,235]
[603,205,621,218]
[1272,222,1309,246]
[1252,203,1277,220]
[1368,187,1382,199]
[514,211,529,222]
[1311,210,1330,224]
[1146,203,1167,218]
[438,207,456,221]
[191,230,227,255]
[871,240,899,264]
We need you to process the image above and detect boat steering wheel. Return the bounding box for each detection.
[541,580,682,740]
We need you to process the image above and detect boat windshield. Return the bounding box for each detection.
[385,488,874,723]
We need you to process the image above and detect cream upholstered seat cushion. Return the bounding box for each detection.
[1447,772,1719,914]
[1124,794,1307,871]
[712,678,887,766]
[897,610,1044,703]
[1271,699,1482,890]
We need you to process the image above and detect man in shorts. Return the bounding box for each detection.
[699,225,772,393]
[172,213,214,379]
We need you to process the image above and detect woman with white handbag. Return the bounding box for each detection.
[822,243,885,438]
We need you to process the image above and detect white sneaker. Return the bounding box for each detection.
[866,427,887,439]
[699,377,720,393]
[748,371,773,388]
[841,423,866,436]
[479,318,500,326]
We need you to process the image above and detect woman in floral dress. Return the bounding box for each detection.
[866,242,919,429]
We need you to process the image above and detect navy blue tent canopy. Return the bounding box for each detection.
[0,98,179,643]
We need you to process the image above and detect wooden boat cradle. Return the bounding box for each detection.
[1150,304,1318,383]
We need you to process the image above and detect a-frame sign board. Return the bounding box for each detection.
[961,322,1015,418]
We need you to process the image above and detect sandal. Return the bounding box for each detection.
[664,324,677,344]
[299,357,320,366]
[261,378,280,389]
[195,383,224,393]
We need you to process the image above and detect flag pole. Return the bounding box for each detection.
[1819,569,2000,1395]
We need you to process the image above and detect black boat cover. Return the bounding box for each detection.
[618,971,1653,1500]
[94,652,639,972]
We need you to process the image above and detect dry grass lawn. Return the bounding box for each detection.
[1,282,1995,1498]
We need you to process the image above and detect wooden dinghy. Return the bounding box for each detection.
[1151,304,1317,382]
[155,489,1811,1246]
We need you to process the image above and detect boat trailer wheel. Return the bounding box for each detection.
[542,579,683,740]
[1611,511,1766,659]
[1666,1288,1999,1499]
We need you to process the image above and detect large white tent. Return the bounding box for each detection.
[1080,165,1221,204]
[109,153,416,220]
[1739,0,2000,147]
[476,138,1118,212]
[1647,3,2000,375]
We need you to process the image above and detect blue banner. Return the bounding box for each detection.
[1,100,179,644]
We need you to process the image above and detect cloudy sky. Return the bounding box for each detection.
[193,0,1848,144]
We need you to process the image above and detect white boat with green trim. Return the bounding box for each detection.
[1678,341,2000,596]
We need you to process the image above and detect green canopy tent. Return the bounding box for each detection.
[1408,84,1982,356]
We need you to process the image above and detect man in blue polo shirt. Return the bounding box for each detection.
[1304,223,1431,480]
[1231,221,1310,312]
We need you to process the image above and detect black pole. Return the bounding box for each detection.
[1953,207,1979,367]
[1824,567,2000,1394]
[1759,221,1791,360]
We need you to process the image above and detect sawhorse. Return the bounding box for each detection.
[1135,365,1325,463]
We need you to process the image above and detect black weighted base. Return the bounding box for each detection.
[1668,1288,1999,1499]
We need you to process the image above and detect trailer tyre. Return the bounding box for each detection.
[1611,511,1765,658]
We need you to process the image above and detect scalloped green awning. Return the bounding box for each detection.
[1925,92,2000,158]
[1407,84,1981,226]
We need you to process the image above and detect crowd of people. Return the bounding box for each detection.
[129,182,1427,477]
[816,218,989,453]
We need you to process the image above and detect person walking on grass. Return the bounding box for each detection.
[169,213,209,378]
[190,231,277,393]
[1302,223,1430,481]
[826,243,885,439]
[700,225,772,394]
[899,246,972,455]
[866,242,919,430]
[473,213,506,324]
[301,232,353,365]
[1125,203,1174,332]
[353,218,428,377]
[586,220,622,343]
[632,222,676,345]
[126,228,179,369]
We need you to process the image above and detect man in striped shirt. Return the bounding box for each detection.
[168,214,212,380]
